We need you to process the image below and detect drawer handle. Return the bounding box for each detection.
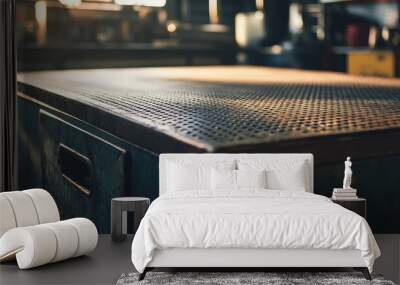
[58,144,92,196]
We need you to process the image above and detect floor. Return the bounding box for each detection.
[374,235,400,284]
[1,235,399,285]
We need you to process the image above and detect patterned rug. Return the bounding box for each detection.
[116,272,396,285]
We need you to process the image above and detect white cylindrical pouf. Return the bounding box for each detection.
[0,192,39,227]
[23,189,60,224]
[0,226,57,269]
[0,196,17,237]
[0,218,98,269]
[42,221,79,262]
[66,218,98,257]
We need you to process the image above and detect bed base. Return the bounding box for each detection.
[138,267,371,281]
[139,248,372,281]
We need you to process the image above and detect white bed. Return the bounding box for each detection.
[131,154,380,280]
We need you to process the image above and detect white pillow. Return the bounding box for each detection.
[237,159,308,191]
[211,169,267,191]
[211,168,236,190]
[166,160,235,192]
[167,163,209,191]
[237,169,267,189]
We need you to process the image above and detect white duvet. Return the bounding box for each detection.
[131,190,380,273]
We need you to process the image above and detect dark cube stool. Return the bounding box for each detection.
[111,197,150,242]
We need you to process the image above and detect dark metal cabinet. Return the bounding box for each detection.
[40,110,126,233]
[18,95,160,233]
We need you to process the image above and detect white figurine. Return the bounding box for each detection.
[343,157,353,189]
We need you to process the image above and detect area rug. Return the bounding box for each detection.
[116,272,396,285]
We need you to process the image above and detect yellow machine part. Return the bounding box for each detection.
[347,50,396,78]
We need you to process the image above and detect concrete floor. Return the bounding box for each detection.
[0,235,134,285]
[1,235,399,285]
[374,235,400,284]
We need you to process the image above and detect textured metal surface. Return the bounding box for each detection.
[18,67,400,150]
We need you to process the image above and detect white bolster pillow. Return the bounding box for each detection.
[0,218,98,269]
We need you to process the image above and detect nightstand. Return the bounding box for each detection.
[331,198,366,219]
[111,197,150,242]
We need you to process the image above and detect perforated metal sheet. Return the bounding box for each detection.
[18,66,400,150]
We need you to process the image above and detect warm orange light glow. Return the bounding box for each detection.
[235,12,265,47]
[382,27,390,41]
[368,27,378,48]
[35,1,47,25]
[115,0,166,7]
[209,0,219,25]
[255,11,263,20]
[256,0,264,11]
[59,0,82,7]
[146,66,400,87]
[35,1,47,45]
[270,45,283,54]
[71,2,122,11]
[167,23,177,33]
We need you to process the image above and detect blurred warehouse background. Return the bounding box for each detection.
[16,0,400,76]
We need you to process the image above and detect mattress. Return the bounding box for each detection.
[131,190,380,273]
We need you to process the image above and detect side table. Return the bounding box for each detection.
[331,198,367,219]
[111,197,150,242]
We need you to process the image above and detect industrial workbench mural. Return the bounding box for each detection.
[17,66,400,233]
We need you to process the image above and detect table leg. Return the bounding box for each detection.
[111,201,126,242]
